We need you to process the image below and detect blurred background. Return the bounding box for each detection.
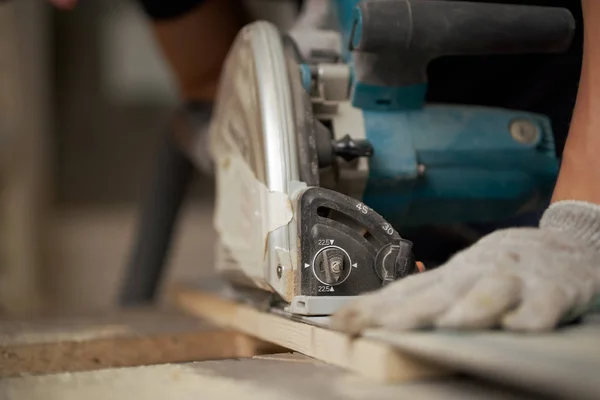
[0,0,300,317]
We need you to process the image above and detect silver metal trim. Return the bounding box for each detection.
[250,22,301,297]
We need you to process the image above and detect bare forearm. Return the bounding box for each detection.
[148,0,245,101]
[552,0,600,203]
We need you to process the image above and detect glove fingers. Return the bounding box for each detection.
[379,266,446,295]
[435,274,522,330]
[501,284,567,332]
[379,286,457,331]
[328,293,381,335]
[375,270,480,331]
[330,271,442,334]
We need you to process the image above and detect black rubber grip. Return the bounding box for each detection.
[352,0,575,56]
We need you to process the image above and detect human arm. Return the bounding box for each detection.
[553,0,600,204]
[48,0,244,101]
[138,0,245,101]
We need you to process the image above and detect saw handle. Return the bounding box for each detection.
[350,0,575,57]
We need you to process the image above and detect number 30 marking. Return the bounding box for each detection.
[382,223,394,235]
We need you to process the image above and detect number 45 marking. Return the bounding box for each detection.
[356,203,369,214]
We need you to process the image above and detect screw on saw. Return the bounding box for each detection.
[510,119,540,145]
[313,247,350,286]
[330,259,342,274]
[277,265,283,279]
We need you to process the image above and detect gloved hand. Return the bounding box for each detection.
[331,201,600,334]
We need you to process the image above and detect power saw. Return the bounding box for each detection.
[210,0,575,316]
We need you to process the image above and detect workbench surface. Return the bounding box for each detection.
[1,292,595,399]
[0,353,549,400]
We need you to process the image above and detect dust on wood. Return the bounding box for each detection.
[0,308,285,377]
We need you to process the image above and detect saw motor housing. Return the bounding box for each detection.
[209,1,575,315]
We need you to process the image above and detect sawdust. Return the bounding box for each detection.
[0,363,302,400]
[0,324,131,346]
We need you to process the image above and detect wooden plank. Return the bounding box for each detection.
[365,315,600,400]
[0,308,285,377]
[173,284,600,399]
[172,285,450,382]
[0,355,545,400]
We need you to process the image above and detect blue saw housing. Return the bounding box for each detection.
[362,106,557,227]
[323,0,567,228]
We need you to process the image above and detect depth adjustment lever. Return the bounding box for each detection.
[333,135,373,162]
[315,120,374,167]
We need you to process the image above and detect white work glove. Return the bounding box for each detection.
[331,201,600,333]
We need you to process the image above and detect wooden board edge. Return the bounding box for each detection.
[0,319,285,377]
[0,330,240,377]
[172,285,451,382]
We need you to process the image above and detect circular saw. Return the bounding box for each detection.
[209,21,417,316]
[209,1,575,315]
[120,1,575,310]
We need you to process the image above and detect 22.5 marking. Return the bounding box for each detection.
[318,285,334,293]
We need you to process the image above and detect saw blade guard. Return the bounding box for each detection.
[209,21,304,299]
